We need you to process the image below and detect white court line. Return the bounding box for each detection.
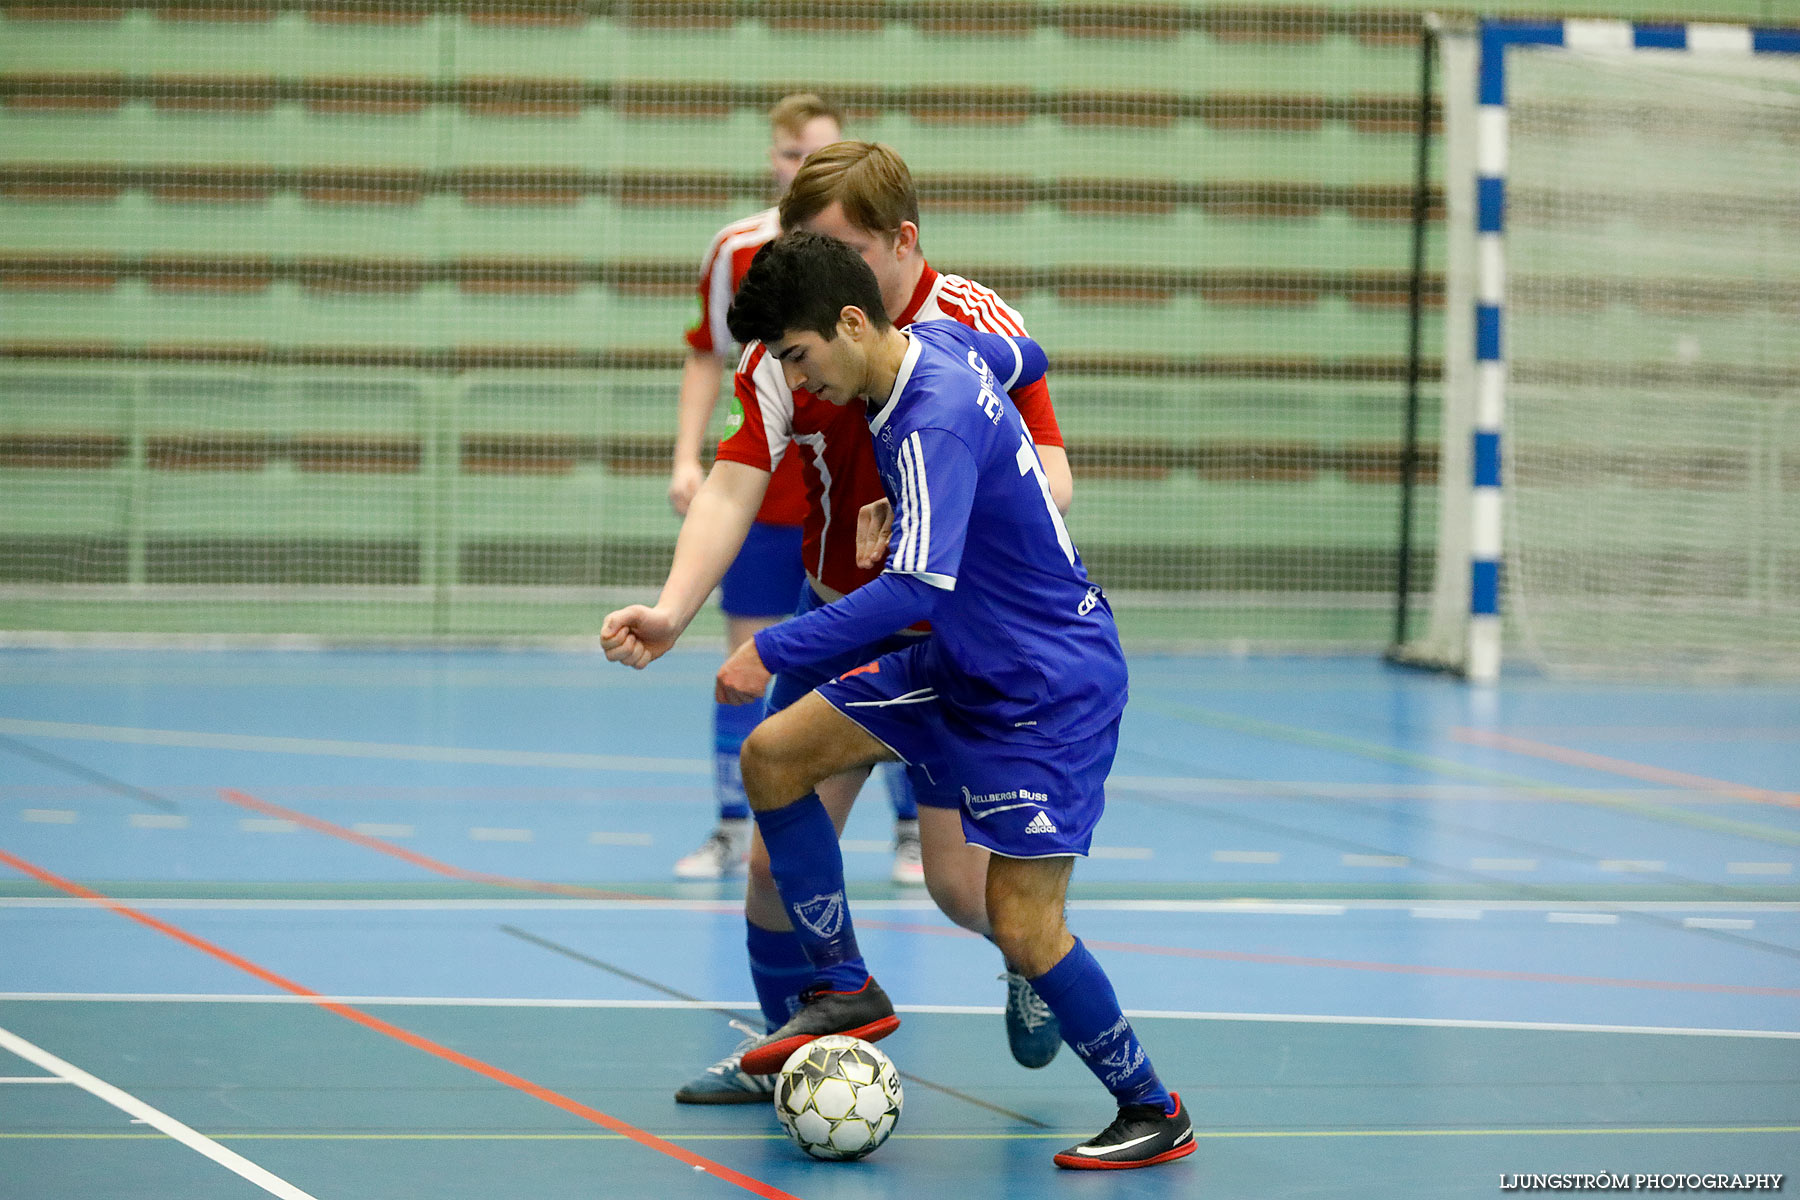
[1213,850,1282,864]
[1729,862,1794,876]
[0,995,1794,1041]
[0,717,705,776]
[0,1076,71,1083]
[1,897,1796,914]
[1085,901,1348,916]
[1411,907,1483,921]
[468,827,532,843]
[1472,857,1539,871]
[351,823,415,839]
[0,1024,321,1200]
[0,720,1718,795]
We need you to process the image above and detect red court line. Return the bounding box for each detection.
[220,789,655,901]
[856,921,1800,999]
[0,846,801,1200]
[1449,729,1800,808]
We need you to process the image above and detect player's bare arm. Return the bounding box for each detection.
[1035,444,1073,514]
[601,459,770,668]
[668,352,726,515]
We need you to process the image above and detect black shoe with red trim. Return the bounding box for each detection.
[737,977,900,1075]
[1053,1092,1197,1170]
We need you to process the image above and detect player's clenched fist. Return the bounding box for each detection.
[600,604,679,669]
[715,636,772,705]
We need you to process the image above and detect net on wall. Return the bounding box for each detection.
[0,1,1442,644]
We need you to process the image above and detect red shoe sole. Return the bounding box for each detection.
[738,1015,901,1075]
[1053,1137,1197,1170]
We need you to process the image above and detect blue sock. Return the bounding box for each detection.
[882,763,919,822]
[1031,938,1173,1112]
[712,699,760,821]
[752,794,868,993]
[746,919,813,1031]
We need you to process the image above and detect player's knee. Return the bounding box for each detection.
[985,905,1033,959]
[986,901,1068,976]
[738,729,780,810]
[739,722,805,811]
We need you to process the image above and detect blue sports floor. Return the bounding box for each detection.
[0,647,1796,1199]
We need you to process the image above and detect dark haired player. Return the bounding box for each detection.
[706,230,1194,1171]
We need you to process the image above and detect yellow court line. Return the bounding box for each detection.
[4,1126,1796,1143]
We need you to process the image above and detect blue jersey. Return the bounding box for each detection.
[869,321,1127,742]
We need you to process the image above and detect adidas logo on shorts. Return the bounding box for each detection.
[1023,811,1059,835]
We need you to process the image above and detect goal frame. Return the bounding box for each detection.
[1392,17,1800,683]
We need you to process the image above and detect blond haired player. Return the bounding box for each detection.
[604,142,1072,1102]
[664,94,941,883]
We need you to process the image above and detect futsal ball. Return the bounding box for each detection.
[773,1035,903,1161]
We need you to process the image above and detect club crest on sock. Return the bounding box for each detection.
[1074,1015,1130,1059]
[794,891,846,939]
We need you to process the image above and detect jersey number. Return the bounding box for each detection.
[1015,435,1075,566]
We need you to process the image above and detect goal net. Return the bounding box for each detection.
[1402,21,1800,680]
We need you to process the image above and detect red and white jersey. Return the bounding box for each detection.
[682,205,805,527]
[684,206,779,358]
[896,268,1062,451]
[716,262,1064,596]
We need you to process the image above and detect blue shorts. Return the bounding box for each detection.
[817,642,1119,858]
[719,521,805,618]
[767,585,954,810]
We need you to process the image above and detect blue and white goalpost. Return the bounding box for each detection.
[1401,18,1800,682]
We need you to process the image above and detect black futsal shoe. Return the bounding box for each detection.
[1053,1092,1198,1170]
[737,977,900,1075]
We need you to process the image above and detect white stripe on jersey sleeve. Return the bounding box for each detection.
[703,208,778,356]
[909,431,932,572]
[793,431,831,578]
[895,433,921,570]
[997,335,1025,392]
[935,274,1028,337]
[746,345,796,470]
[964,285,1022,338]
[891,432,954,590]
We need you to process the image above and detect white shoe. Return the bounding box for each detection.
[891,818,924,886]
[674,1021,779,1104]
[674,819,750,880]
